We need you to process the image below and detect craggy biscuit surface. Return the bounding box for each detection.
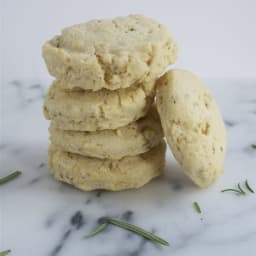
[44,80,154,131]
[156,69,226,188]
[42,15,177,91]
[48,141,166,191]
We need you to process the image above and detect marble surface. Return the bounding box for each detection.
[1,79,256,256]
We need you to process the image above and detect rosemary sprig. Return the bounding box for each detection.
[0,250,11,256]
[245,180,254,193]
[108,219,169,246]
[221,180,255,195]
[251,144,256,149]
[84,219,169,246]
[84,223,108,238]
[221,184,245,195]
[193,202,201,214]
[0,171,22,185]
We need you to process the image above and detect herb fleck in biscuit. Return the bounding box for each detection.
[156,69,226,188]
[42,15,177,91]
[44,80,154,131]
[48,141,166,191]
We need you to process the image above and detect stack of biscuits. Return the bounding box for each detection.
[42,15,177,191]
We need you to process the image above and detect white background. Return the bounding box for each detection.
[1,0,256,83]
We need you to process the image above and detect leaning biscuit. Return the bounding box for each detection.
[49,106,163,159]
[48,141,166,191]
[42,14,177,91]
[44,80,154,131]
[156,69,226,188]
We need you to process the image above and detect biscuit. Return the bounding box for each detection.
[44,80,154,131]
[49,106,163,159]
[156,69,226,188]
[48,141,166,191]
[42,14,177,91]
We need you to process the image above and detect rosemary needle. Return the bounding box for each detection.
[0,171,22,185]
[84,223,108,238]
[0,250,11,256]
[251,144,256,149]
[221,188,243,194]
[108,219,169,246]
[245,180,255,193]
[193,202,201,214]
[237,183,246,195]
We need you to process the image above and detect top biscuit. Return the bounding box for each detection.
[42,15,177,91]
